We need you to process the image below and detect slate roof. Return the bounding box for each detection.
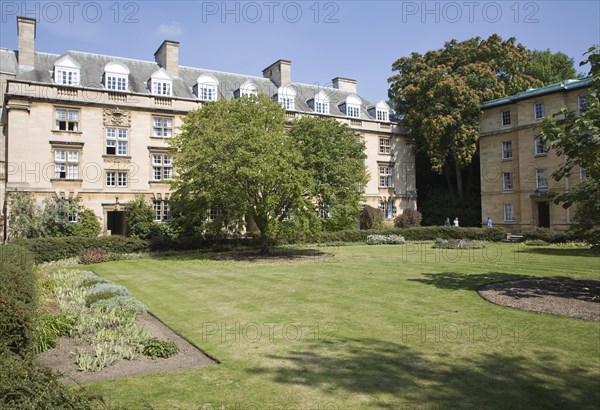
[0,48,386,121]
[482,77,592,109]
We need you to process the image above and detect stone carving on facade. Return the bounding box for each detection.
[103,107,131,127]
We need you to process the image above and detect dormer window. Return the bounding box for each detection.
[149,68,173,97]
[310,91,330,115]
[343,95,362,118]
[195,75,218,101]
[238,81,258,98]
[369,100,391,122]
[277,86,296,110]
[53,55,80,86]
[104,62,129,92]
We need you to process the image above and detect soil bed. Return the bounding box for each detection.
[478,277,600,321]
[38,312,216,384]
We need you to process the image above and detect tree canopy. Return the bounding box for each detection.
[527,49,580,86]
[169,94,367,249]
[388,35,547,199]
[541,46,600,250]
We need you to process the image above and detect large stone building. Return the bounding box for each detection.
[479,77,590,232]
[1,17,416,238]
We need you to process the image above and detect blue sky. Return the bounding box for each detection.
[1,1,598,102]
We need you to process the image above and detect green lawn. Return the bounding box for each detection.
[87,243,600,409]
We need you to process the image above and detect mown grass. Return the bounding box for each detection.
[86,243,600,409]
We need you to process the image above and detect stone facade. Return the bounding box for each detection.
[0,17,416,238]
[479,78,590,233]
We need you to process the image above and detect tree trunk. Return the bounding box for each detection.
[453,155,464,200]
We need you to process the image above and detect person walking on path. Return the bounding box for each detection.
[487,217,493,228]
[453,217,459,227]
[444,218,451,227]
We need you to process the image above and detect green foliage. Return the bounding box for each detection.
[71,208,102,237]
[521,228,581,244]
[0,244,36,356]
[388,35,542,198]
[359,205,384,230]
[527,49,580,86]
[541,46,600,251]
[366,234,406,245]
[525,239,550,247]
[0,350,107,409]
[90,296,146,314]
[7,192,44,239]
[12,236,149,263]
[85,284,130,307]
[288,116,368,231]
[141,337,179,359]
[170,94,312,250]
[80,247,111,265]
[394,209,423,228]
[433,240,483,249]
[32,313,76,354]
[39,196,81,237]
[320,226,505,244]
[126,194,155,238]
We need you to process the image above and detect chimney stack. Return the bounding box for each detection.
[154,40,180,77]
[332,77,357,94]
[17,16,36,68]
[263,59,291,87]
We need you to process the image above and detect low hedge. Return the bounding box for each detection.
[11,236,148,263]
[0,244,36,356]
[320,227,505,243]
[521,228,582,244]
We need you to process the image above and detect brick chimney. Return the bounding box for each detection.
[17,16,36,68]
[332,77,357,94]
[263,59,291,87]
[154,40,180,77]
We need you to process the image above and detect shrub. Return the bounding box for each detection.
[79,248,110,265]
[141,337,179,359]
[85,284,130,307]
[433,240,484,249]
[0,244,36,356]
[394,209,422,228]
[366,234,406,245]
[0,350,107,409]
[77,274,109,288]
[70,208,102,238]
[521,228,581,244]
[126,194,155,239]
[32,313,76,353]
[525,239,550,246]
[90,296,146,314]
[359,205,384,230]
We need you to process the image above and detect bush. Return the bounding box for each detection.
[525,239,550,246]
[0,350,106,409]
[320,226,505,244]
[70,208,102,237]
[520,227,582,244]
[394,209,422,228]
[359,206,384,230]
[141,337,179,359]
[32,313,76,353]
[433,240,484,249]
[366,234,406,245]
[11,236,149,263]
[85,284,130,307]
[90,296,146,314]
[0,244,36,356]
[79,247,110,265]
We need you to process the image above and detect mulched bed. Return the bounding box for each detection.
[37,312,217,384]
[478,277,600,321]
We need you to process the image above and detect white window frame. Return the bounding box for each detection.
[534,137,548,156]
[106,171,116,188]
[53,149,79,180]
[502,172,513,191]
[379,138,391,155]
[151,154,173,181]
[55,108,79,132]
[106,74,128,91]
[315,101,329,114]
[501,141,512,160]
[106,128,128,156]
[580,167,587,179]
[536,169,548,189]
[347,105,360,118]
[501,110,511,127]
[67,211,78,223]
[534,102,545,120]
[379,166,393,188]
[503,204,514,222]
[152,80,172,96]
[209,206,219,222]
[54,55,80,86]
[117,172,128,188]
[152,116,173,138]
[376,109,389,122]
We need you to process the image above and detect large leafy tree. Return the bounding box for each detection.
[527,49,580,86]
[388,35,542,199]
[288,116,367,231]
[541,46,600,251]
[170,95,311,250]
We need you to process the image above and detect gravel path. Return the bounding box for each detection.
[478,278,600,321]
